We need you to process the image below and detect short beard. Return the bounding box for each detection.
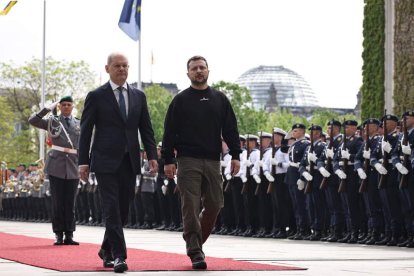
[191,77,208,87]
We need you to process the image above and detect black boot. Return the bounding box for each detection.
[338,232,352,243]
[386,233,400,246]
[64,232,80,245]
[365,230,380,245]
[54,232,64,245]
[347,231,359,244]
[375,232,391,246]
[406,235,414,248]
[309,231,322,241]
[358,229,372,244]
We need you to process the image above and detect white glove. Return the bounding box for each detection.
[241,175,248,183]
[374,163,388,175]
[220,160,227,167]
[264,171,275,182]
[46,190,51,196]
[163,179,169,186]
[297,179,305,190]
[161,185,167,195]
[402,144,412,155]
[381,140,392,153]
[253,174,261,184]
[271,158,278,166]
[396,163,409,175]
[363,149,371,159]
[335,169,347,180]
[326,148,334,159]
[308,152,317,163]
[357,168,367,180]
[341,149,351,160]
[225,174,232,181]
[141,167,145,174]
[257,160,264,167]
[319,167,331,178]
[245,159,252,167]
[46,100,59,111]
[302,171,313,181]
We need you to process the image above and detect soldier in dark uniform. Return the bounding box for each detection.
[28,95,80,245]
[228,135,247,236]
[391,111,414,247]
[370,114,404,245]
[299,125,328,241]
[354,118,383,244]
[253,132,274,238]
[317,120,345,242]
[286,123,311,240]
[332,120,364,243]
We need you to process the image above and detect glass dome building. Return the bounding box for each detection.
[235,65,319,110]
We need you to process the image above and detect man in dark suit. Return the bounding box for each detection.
[78,52,157,273]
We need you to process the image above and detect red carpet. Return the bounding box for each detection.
[0,232,304,271]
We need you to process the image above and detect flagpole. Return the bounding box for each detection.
[39,0,46,161]
[138,36,141,90]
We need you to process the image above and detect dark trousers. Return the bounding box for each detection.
[340,167,362,233]
[48,175,78,233]
[230,177,246,230]
[257,177,273,231]
[363,169,383,231]
[95,153,135,260]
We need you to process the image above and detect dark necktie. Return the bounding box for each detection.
[118,87,127,122]
[64,117,70,128]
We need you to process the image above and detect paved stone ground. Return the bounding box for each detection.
[1,221,414,275]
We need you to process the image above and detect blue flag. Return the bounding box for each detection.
[118,0,141,41]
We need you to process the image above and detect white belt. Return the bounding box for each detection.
[289,162,299,168]
[51,145,77,154]
[339,161,354,166]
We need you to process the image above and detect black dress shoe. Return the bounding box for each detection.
[64,232,79,245]
[191,256,207,270]
[54,232,64,245]
[114,258,128,273]
[98,249,114,268]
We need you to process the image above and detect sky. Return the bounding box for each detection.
[0,0,364,108]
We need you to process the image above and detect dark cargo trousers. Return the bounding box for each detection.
[177,157,224,259]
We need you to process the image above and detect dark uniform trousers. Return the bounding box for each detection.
[307,171,327,232]
[324,175,345,232]
[243,176,259,232]
[272,173,295,232]
[363,168,384,232]
[230,177,246,231]
[95,153,135,260]
[257,176,273,232]
[339,165,362,233]
[286,166,308,230]
[399,170,414,235]
[49,175,78,233]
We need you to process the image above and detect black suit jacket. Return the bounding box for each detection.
[79,82,157,174]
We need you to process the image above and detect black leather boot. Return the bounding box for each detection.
[64,232,80,245]
[54,232,64,245]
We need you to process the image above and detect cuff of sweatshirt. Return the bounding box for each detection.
[231,153,240,161]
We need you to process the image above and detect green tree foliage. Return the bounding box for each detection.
[361,0,385,120]
[144,84,173,143]
[393,0,414,115]
[0,57,97,165]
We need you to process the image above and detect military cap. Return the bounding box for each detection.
[291,123,306,130]
[258,131,272,138]
[9,168,16,172]
[363,118,380,126]
[402,111,414,117]
[157,142,162,147]
[239,135,246,141]
[18,163,26,168]
[308,125,322,131]
[381,114,398,123]
[327,120,341,127]
[59,95,73,103]
[245,134,259,141]
[273,127,287,136]
[305,133,310,140]
[30,163,38,167]
[343,120,358,126]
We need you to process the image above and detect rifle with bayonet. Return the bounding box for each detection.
[399,115,409,189]
[267,132,277,194]
[255,131,264,196]
[305,125,314,194]
[338,119,348,193]
[378,109,388,189]
[241,134,251,195]
[359,124,370,193]
[320,119,334,189]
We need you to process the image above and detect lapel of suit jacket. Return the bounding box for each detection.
[101,82,125,123]
[126,84,139,124]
